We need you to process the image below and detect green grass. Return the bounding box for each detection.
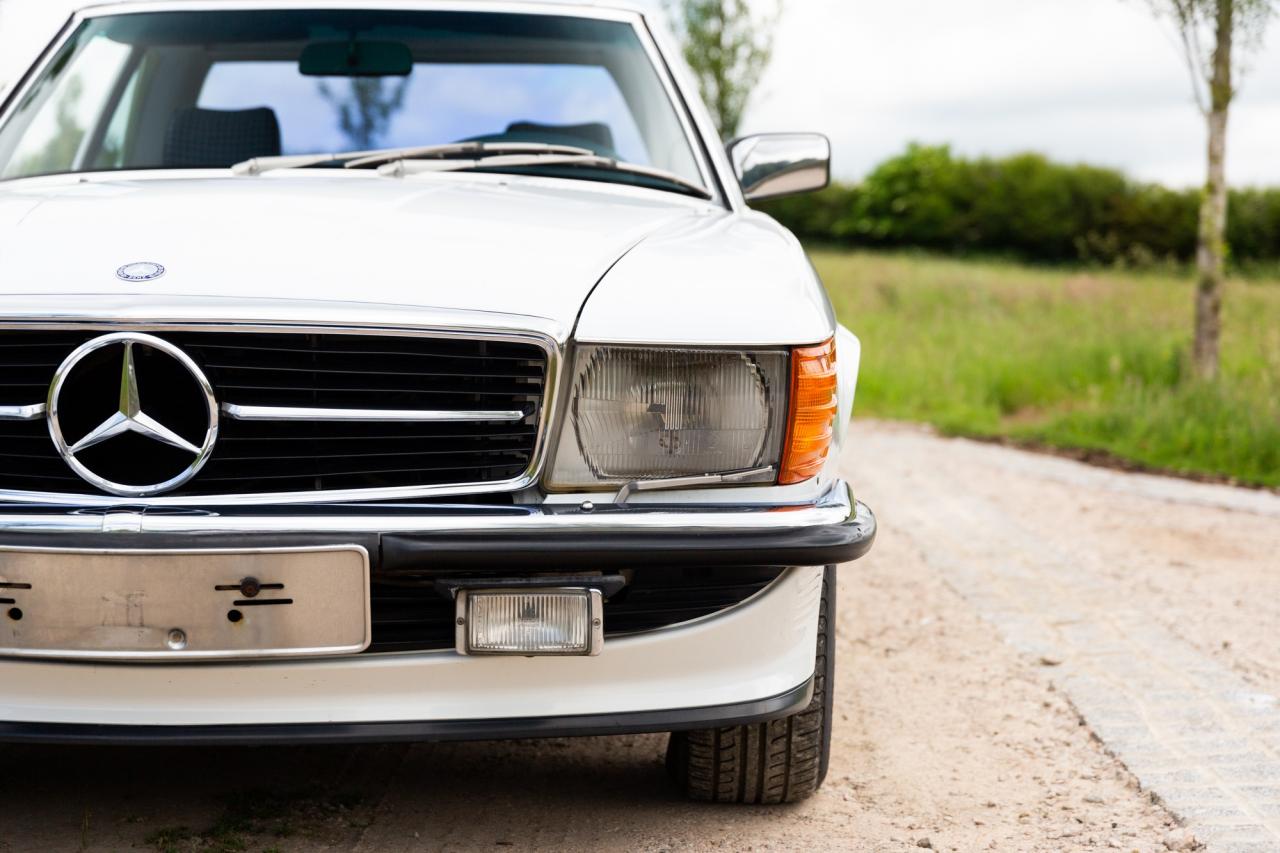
[816,249,1280,488]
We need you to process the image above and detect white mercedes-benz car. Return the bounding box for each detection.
[0,0,874,804]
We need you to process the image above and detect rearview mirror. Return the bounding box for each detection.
[300,41,413,77]
[727,133,831,202]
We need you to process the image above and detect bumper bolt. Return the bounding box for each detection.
[166,628,187,650]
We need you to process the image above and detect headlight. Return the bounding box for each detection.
[547,345,789,489]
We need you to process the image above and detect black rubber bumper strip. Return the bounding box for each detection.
[0,503,876,572]
[381,501,878,571]
[0,678,813,746]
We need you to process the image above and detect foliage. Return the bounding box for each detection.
[759,144,1280,267]
[1143,0,1274,113]
[11,77,85,177]
[665,0,778,138]
[819,249,1280,487]
[317,78,409,150]
[1225,186,1280,262]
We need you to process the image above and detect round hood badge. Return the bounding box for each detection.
[116,262,166,282]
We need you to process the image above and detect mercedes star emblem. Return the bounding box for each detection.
[116,262,166,282]
[47,333,219,496]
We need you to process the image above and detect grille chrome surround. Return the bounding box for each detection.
[0,321,561,506]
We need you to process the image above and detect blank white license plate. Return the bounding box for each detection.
[0,546,369,660]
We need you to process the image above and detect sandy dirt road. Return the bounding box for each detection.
[2,420,1278,852]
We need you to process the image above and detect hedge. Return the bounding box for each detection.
[758,144,1280,267]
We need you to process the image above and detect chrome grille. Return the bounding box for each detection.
[0,329,548,498]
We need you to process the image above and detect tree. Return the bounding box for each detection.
[1142,0,1274,379]
[666,0,779,139]
[317,77,409,150]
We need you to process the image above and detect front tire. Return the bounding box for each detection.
[665,566,836,804]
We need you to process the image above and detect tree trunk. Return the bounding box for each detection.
[713,3,734,138]
[1195,107,1228,379]
[1193,1,1234,381]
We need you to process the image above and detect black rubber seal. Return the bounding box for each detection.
[0,678,813,746]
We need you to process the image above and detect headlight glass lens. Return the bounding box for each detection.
[549,345,788,488]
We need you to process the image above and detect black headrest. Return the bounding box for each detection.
[506,121,616,152]
[163,107,282,168]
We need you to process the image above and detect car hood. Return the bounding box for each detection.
[0,173,715,339]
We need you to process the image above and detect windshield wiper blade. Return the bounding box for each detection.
[231,142,594,176]
[231,151,379,175]
[343,142,594,169]
[380,153,714,200]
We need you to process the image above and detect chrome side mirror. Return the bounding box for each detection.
[727,133,831,202]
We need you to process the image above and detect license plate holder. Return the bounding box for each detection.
[0,545,369,660]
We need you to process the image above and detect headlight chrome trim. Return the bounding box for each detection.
[547,343,790,491]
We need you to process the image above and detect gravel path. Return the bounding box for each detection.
[4,420,1279,851]
[848,422,1280,852]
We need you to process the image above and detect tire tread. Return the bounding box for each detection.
[667,568,835,804]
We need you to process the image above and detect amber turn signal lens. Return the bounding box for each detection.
[779,338,838,485]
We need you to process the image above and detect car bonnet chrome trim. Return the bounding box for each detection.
[0,315,563,506]
[221,403,528,423]
[0,296,568,341]
[0,481,860,536]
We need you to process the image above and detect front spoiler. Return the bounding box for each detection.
[0,567,827,731]
[0,481,875,570]
[0,679,813,746]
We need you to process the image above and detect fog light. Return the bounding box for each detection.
[456,588,603,656]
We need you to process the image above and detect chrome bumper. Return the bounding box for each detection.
[0,481,876,569]
[0,480,859,534]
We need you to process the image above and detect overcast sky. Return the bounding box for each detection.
[1,0,1277,187]
[743,0,1280,187]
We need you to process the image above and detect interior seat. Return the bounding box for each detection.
[505,121,616,152]
[162,107,282,168]
[466,121,620,159]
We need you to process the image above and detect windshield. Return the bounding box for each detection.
[0,9,707,194]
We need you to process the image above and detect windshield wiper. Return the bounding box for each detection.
[231,151,377,175]
[343,142,593,169]
[231,142,594,176]
[231,142,713,200]
[379,153,714,200]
